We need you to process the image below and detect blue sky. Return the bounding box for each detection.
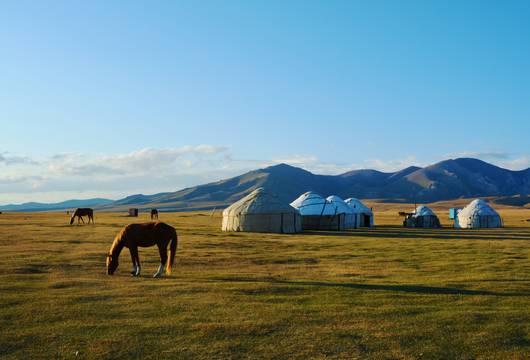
[1,1,529,203]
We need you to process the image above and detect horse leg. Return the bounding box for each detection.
[130,247,141,276]
[129,248,138,275]
[153,244,168,278]
[80,216,85,224]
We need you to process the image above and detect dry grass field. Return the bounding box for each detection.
[0,207,529,359]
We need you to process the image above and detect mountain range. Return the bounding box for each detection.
[0,198,114,212]
[2,158,529,212]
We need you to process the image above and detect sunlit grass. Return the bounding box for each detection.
[0,208,529,359]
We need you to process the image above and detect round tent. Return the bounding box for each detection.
[455,199,502,228]
[345,198,374,227]
[290,192,345,231]
[290,191,336,216]
[326,195,357,229]
[404,205,441,228]
[222,188,301,233]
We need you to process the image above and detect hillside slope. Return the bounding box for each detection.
[98,158,530,211]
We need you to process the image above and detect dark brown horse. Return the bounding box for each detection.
[150,209,158,220]
[70,208,94,225]
[106,222,178,278]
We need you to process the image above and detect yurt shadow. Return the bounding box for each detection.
[212,277,528,297]
[300,226,530,241]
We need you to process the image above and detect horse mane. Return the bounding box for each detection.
[69,209,78,224]
[109,227,127,257]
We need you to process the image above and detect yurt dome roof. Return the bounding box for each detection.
[326,195,354,214]
[345,198,373,215]
[413,205,436,217]
[290,191,336,216]
[458,199,499,217]
[223,188,298,216]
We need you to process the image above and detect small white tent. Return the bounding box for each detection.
[326,195,357,229]
[222,188,301,233]
[404,205,441,228]
[345,198,374,227]
[290,192,345,230]
[455,199,502,228]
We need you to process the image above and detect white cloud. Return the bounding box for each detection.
[266,155,359,174]
[497,156,530,171]
[0,146,236,204]
[1,147,528,204]
[446,151,530,170]
[363,156,424,172]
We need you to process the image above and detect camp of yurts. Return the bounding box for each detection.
[345,198,374,227]
[326,195,358,229]
[290,191,346,231]
[222,188,302,234]
[455,199,502,228]
[404,205,441,228]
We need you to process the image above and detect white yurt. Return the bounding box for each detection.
[222,188,301,234]
[455,199,502,228]
[290,191,345,231]
[404,205,441,228]
[345,198,374,227]
[326,195,358,229]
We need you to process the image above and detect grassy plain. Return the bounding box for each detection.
[0,207,529,359]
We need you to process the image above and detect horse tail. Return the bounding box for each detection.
[166,229,178,274]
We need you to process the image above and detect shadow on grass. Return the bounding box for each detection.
[213,276,529,297]
[301,226,530,241]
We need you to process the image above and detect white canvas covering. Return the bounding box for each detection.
[345,197,374,227]
[290,192,346,231]
[413,205,436,217]
[290,192,336,216]
[326,195,357,229]
[455,199,502,228]
[222,188,301,233]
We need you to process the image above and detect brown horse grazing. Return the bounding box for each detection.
[70,208,94,225]
[150,209,158,220]
[106,222,177,278]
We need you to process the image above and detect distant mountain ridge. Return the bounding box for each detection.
[0,198,113,212]
[98,157,529,211]
[2,158,529,212]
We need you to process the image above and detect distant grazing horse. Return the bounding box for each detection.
[106,222,178,278]
[70,208,94,225]
[150,209,158,220]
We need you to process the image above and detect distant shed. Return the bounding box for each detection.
[128,208,139,217]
